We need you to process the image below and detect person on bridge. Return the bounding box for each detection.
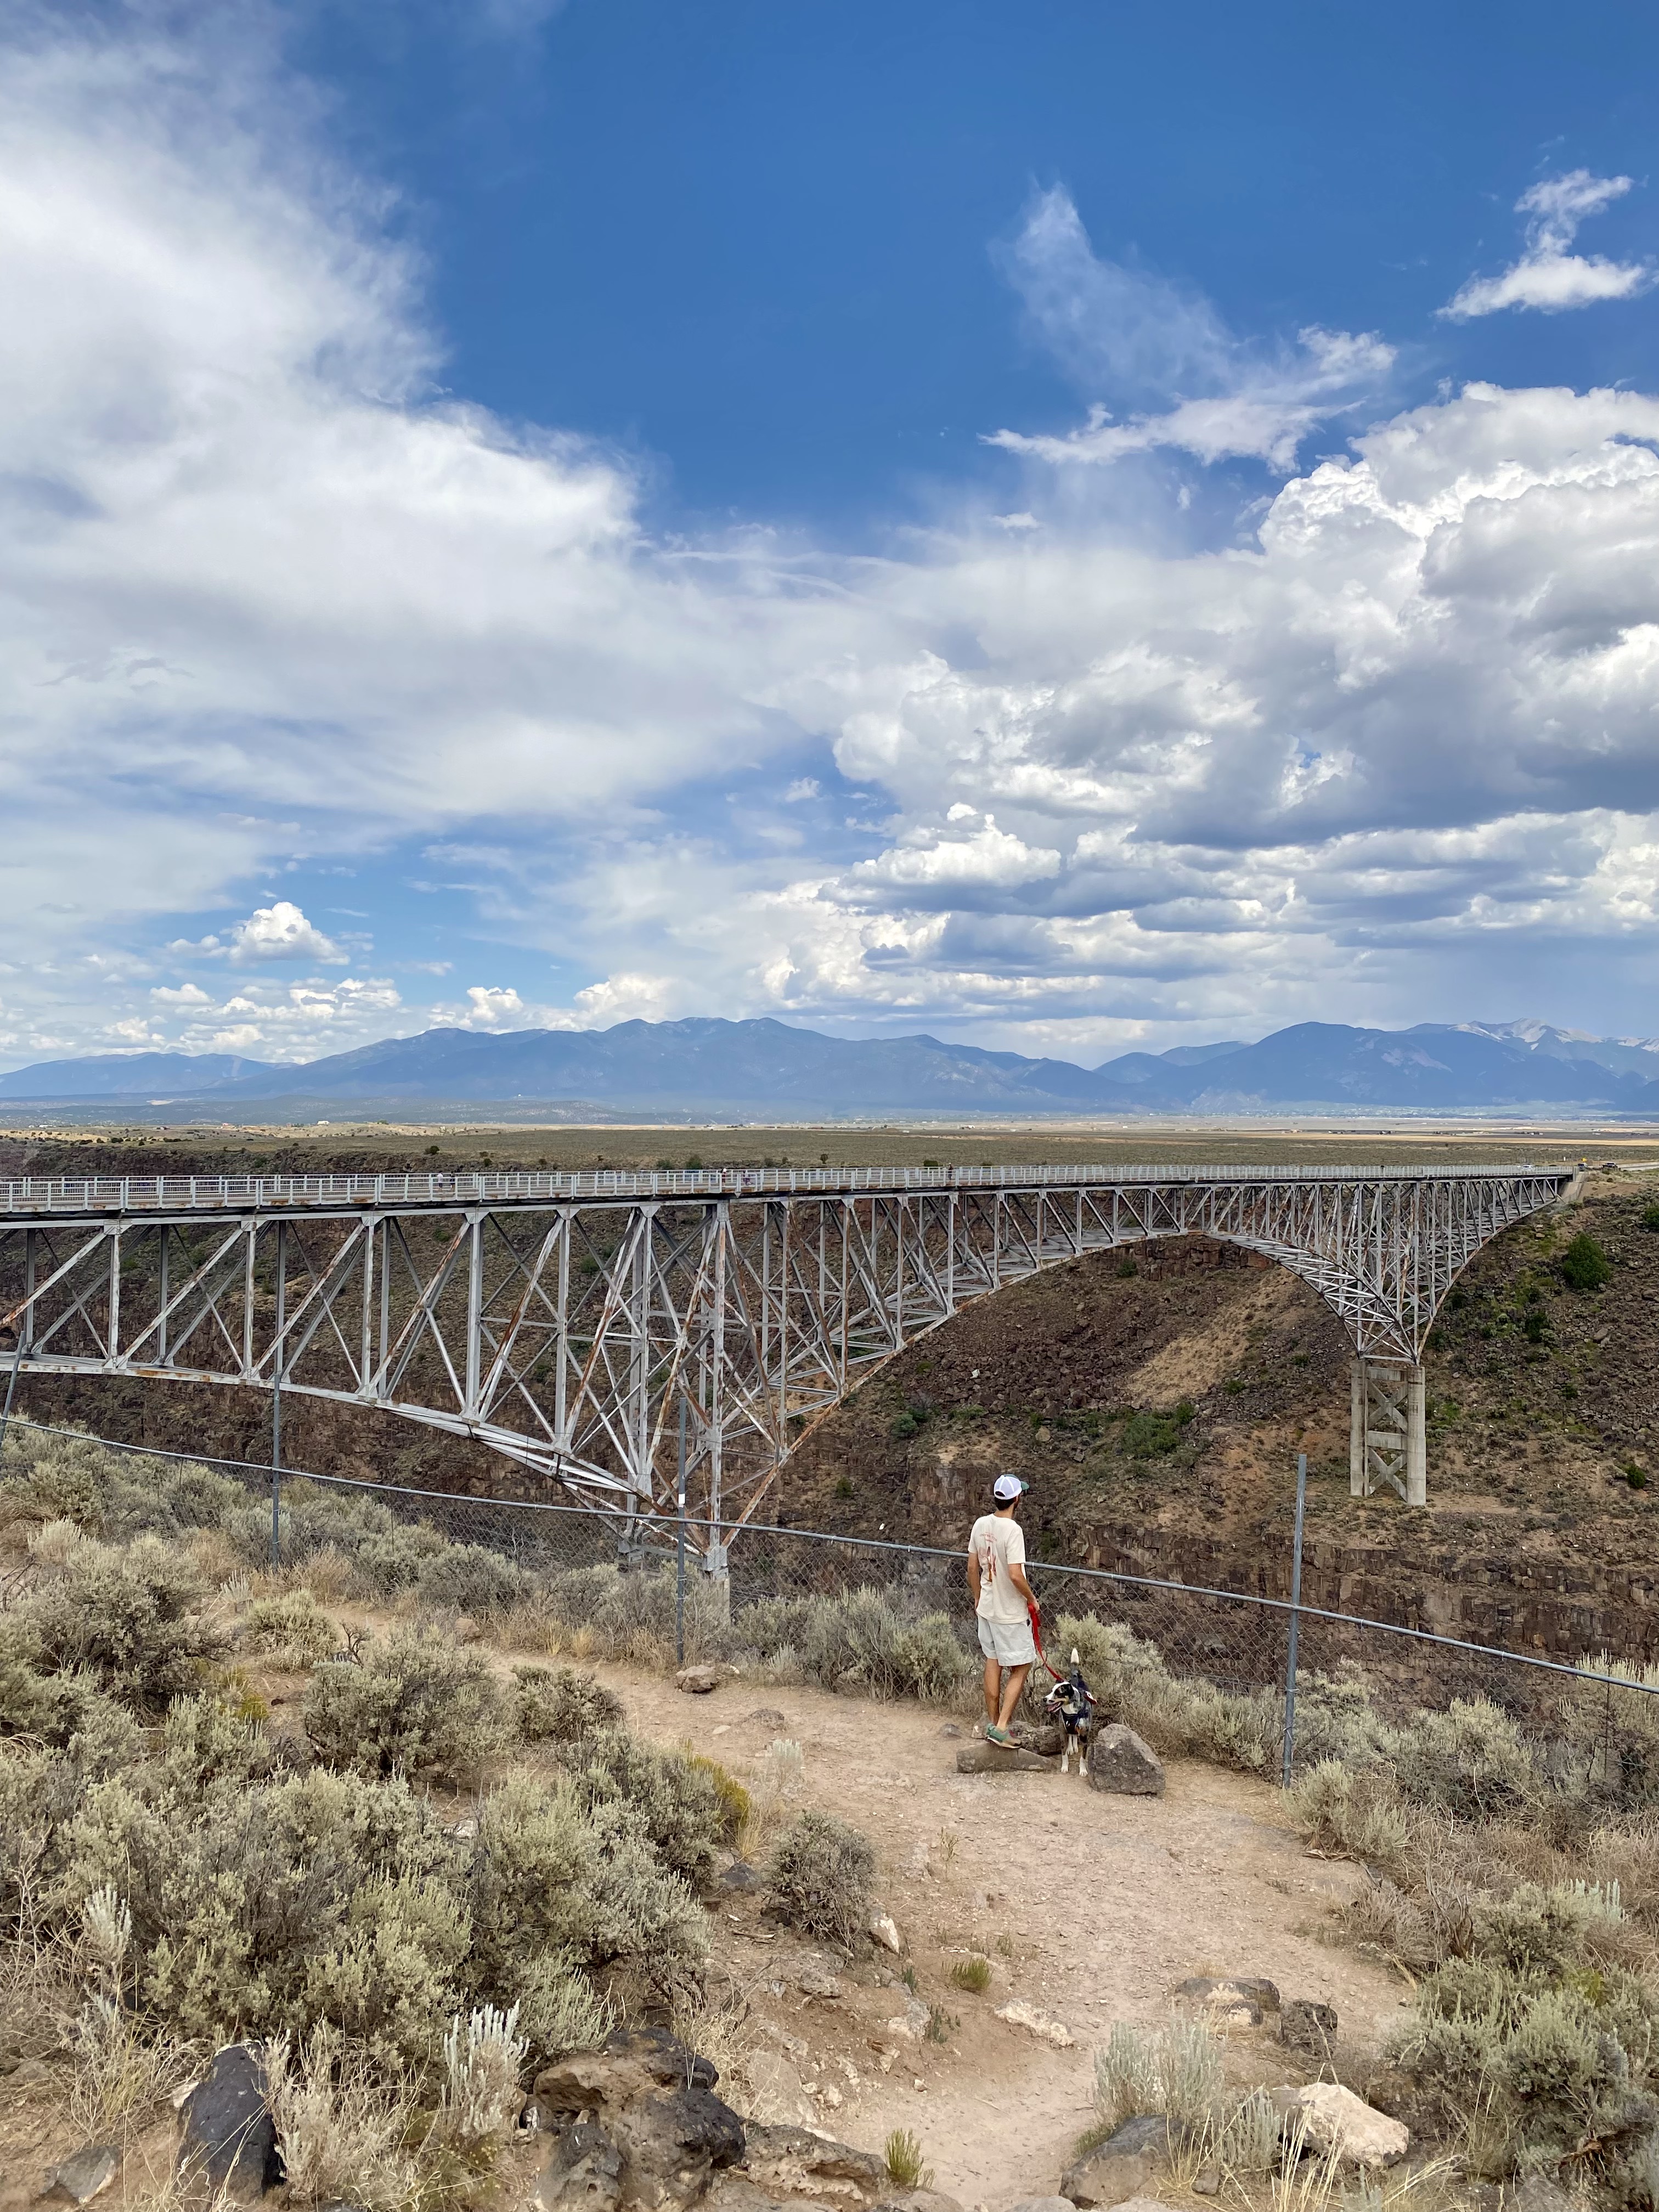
[968,1473,1039,1746]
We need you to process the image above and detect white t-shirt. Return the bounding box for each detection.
[969,1512,1029,1625]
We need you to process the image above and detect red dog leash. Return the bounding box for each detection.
[1028,1599,1065,1683]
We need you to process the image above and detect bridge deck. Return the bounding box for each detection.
[0,1159,1559,1218]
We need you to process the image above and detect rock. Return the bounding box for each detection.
[883,1997,930,2041]
[1009,1722,1066,1757]
[794,1966,843,2001]
[1271,2084,1407,2168]
[871,2193,962,2212]
[1176,1976,1279,2015]
[1279,1999,1338,2058]
[1003,2199,1075,2212]
[1192,2167,1221,2195]
[737,2121,888,2204]
[870,1914,904,1955]
[992,2000,1074,2049]
[937,1723,962,1739]
[178,2044,282,2193]
[533,2027,746,2210]
[721,1861,763,1893]
[956,1742,1056,1775]
[536,2120,627,2212]
[748,1708,788,1726]
[1059,2116,1168,2207]
[41,2147,119,2205]
[677,1665,735,1695]
[1505,2181,1572,2212]
[1087,1726,1165,1797]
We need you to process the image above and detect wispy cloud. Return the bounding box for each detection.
[1441,171,1652,319]
[986,188,1391,471]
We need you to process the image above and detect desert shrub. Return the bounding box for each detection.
[1560,1232,1612,1291]
[883,2130,932,2190]
[736,1590,972,1705]
[350,1522,452,1595]
[1387,1699,1538,1820]
[6,1536,224,1716]
[950,1955,991,1993]
[245,1592,340,1669]
[685,1753,750,1846]
[415,1543,535,1618]
[766,1810,874,1947]
[1096,2017,1220,2132]
[1391,1955,1659,2181]
[562,1728,729,1886]
[303,1629,511,1786]
[512,1664,623,1745]
[1290,1760,1413,1872]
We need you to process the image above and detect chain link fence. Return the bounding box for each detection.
[3,1413,1656,1804]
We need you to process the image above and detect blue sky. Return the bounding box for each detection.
[1,0,1657,1069]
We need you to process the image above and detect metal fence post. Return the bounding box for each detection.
[0,1324,23,1460]
[272,1376,283,1574]
[1280,1451,1307,1787]
[675,1396,687,1668]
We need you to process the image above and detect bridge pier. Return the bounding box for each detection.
[1350,1356,1426,1507]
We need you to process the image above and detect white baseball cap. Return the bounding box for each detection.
[992,1473,1026,1502]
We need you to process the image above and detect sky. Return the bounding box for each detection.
[2,0,1658,1073]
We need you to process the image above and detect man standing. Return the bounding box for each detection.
[967,1472,1038,1746]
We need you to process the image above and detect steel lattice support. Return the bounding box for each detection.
[0,1161,1579,1548]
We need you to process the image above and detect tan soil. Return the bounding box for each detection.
[601,1666,1404,2209]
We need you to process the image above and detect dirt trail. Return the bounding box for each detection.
[601,1667,1409,2210]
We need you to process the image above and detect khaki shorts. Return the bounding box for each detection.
[977,1613,1036,1667]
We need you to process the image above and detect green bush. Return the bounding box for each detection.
[512,1664,623,1745]
[415,1542,535,1617]
[1560,1232,1612,1291]
[562,1728,729,1887]
[1642,1201,1659,1232]
[244,1590,340,1668]
[303,1629,511,1786]
[1391,1955,1659,2182]
[5,1536,224,1716]
[1120,1409,1182,1457]
[766,1810,874,1947]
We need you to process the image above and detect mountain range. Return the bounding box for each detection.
[2,1016,1657,1119]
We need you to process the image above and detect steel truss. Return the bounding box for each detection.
[0,1162,1575,1550]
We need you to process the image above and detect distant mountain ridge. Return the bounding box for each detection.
[2,1015,1657,1118]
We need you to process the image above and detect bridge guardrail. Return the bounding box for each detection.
[0,1159,1568,1215]
[3,1414,1651,1803]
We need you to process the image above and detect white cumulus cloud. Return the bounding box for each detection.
[1442,171,1652,319]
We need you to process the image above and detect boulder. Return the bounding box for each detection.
[1271,2084,1407,2168]
[871,2193,962,2212]
[1087,1726,1165,1797]
[738,2122,888,2204]
[1506,2181,1572,2212]
[956,1742,1056,1775]
[1003,2199,1078,2212]
[748,1709,788,1726]
[1009,1722,1066,1757]
[992,2000,1074,2048]
[883,1997,930,2041]
[720,1861,763,1893]
[1059,2117,1168,2207]
[869,1914,903,1955]
[41,2147,119,2206]
[1174,1977,1278,2028]
[533,2028,746,2210]
[677,1665,735,1696]
[537,2120,627,2212]
[178,2043,282,2193]
[1279,1999,1338,2059]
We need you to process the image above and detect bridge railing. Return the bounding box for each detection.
[0,1159,1567,1215]
[2,1414,1650,1801]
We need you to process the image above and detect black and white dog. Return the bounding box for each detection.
[1043,1647,1097,1774]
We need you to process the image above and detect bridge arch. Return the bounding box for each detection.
[0,1161,1577,1553]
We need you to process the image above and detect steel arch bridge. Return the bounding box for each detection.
[0,1161,1576,1550]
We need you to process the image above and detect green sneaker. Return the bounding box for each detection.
[985,1724,1013,1747]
